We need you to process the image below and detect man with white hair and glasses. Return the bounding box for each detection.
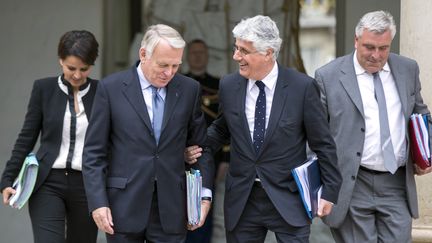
[186,15,341,243]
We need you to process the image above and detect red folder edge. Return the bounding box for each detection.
[408,116,431,169]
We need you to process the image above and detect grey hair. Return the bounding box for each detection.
[141,24,186,58]
[355,11,396,39]
[232,15,282,61]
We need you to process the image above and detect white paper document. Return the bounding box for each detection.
[186,169,202,225]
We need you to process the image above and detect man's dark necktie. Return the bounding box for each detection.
[373,72,398,173]
[253,81,266,154]
[151,86,164,144]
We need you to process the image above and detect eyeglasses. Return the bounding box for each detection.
[232,45,259,56]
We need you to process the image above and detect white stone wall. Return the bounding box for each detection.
[400,0,432,242]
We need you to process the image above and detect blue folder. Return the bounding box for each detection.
[292,156,322,219]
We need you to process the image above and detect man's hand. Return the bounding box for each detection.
[2,187,16,205]
[92,207,114,235]
[317,198,333,217]
[187,199,211,231]
[184,145,203,164]
[414,164,432,176]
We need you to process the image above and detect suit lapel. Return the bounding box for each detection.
[162,76,181,133]
[339,54,365,118]
[82,80,95,117]
[122,67,153,131]
[234,75,256,155]
[82,95,92,116]
[52,85,68,137]
[388,55,409,117]
[259,65,289,157]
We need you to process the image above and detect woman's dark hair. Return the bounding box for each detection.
[58,30,99,65]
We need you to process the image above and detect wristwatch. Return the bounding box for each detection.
[201,196,212,202]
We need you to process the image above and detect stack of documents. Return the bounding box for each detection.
[186,169,202,225]
[9,153,39,209]
[292,156,322,219]
[408,113,431,169]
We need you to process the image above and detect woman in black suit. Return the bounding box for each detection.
[1,30,99,243]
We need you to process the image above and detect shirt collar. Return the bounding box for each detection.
[137,62,151,89]
[248,61,278,91]
[136,62,166,100]
[353,50,390,76]
[58,76,90,98]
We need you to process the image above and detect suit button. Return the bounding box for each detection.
[360,128,365,132]
[356,152,361,156]
[351,175,356,180]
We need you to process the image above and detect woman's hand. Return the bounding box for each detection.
[2,187,16,205]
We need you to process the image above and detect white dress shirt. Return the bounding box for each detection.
[354,52,406,171]
[245,62,278,140]
[136,64,167,121]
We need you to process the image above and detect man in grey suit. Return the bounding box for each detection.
[187,15,341,243]
[315,11,432,243]
[82,24,213,242]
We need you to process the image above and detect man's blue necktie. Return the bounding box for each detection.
[151,86,164,144]
[373,72,398,173]
[253,81,266,154]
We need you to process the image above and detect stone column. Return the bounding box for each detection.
[400,0,432,242]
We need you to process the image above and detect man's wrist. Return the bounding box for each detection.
[201,196,212,202]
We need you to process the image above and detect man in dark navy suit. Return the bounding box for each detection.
[186,15,341,243]
[83,24,213,243]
